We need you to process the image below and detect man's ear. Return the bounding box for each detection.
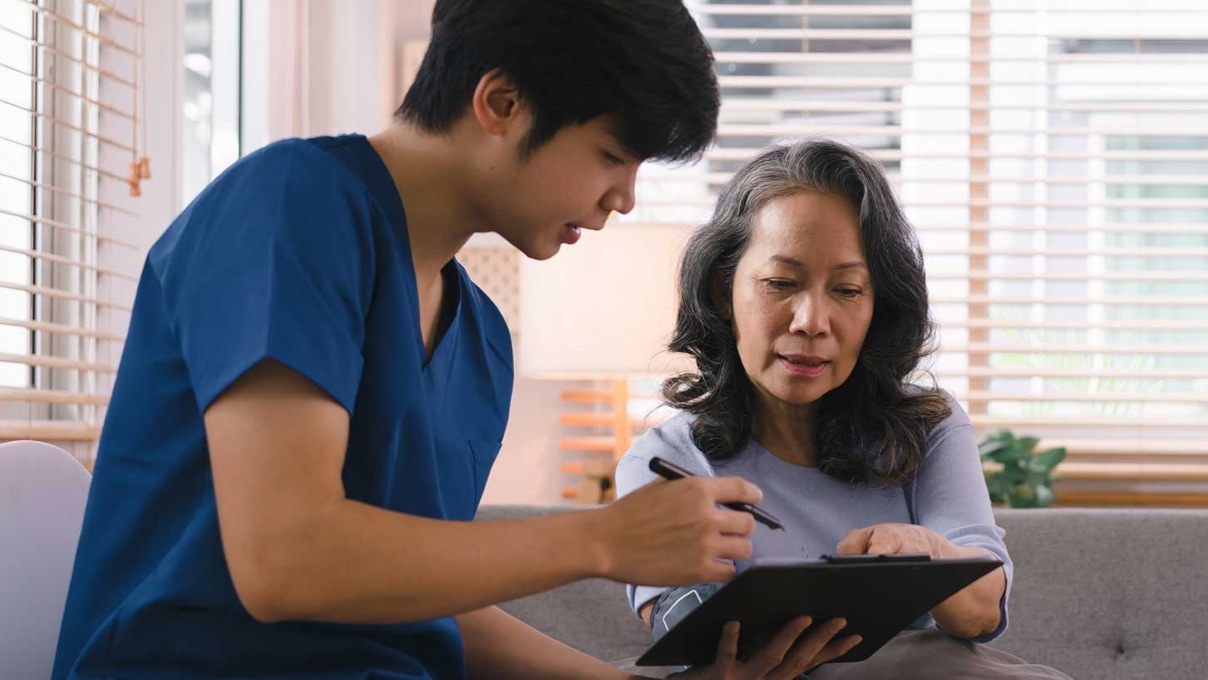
[711,273,732,321]
[470,68,523,137]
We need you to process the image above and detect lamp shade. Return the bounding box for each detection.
[518,222,696,379]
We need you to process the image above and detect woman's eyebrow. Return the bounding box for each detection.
[767,255,868,272]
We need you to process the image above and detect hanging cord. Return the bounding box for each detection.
[125,0,148,196]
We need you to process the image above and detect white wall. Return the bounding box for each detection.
[480,377,569,506]
[241,0,402,147]
[398,0,436,40]
[130,0,184,252]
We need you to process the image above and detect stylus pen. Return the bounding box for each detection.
[649,456,785,531]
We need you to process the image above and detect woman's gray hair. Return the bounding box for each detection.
[663,139,951,487]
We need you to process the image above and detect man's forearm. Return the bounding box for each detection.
[930,545,1006,638]
[251,501,609,625]
[459,606,653,680]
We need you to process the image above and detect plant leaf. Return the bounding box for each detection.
[1033,447,1067,471]
[999,444,1034,464]
[1008,486,1037,508]
[982,446,1016,464]
[984,474,1014,503]
[978,431,1014,455]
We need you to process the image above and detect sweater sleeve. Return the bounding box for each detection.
[614,414,715,618]
[911,398,1013,642]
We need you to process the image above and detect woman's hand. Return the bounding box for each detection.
[670,616,861,680]
[835,523,1005,639]
[835,522,951,559]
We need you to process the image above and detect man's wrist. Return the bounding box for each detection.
[563,506,615,580]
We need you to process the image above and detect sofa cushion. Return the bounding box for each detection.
[993,508,1208,680]
[476,505,1208,679]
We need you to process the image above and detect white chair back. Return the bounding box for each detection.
[0,440,91,679]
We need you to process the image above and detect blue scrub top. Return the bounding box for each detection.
[52,135,514,679]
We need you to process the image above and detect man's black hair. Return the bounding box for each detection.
[397,0,719,162]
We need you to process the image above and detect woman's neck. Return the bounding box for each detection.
[751,395,819,468]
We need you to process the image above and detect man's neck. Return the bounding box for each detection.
[367,122,480,292]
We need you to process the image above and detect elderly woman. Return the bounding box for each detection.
[616,140,1071,679]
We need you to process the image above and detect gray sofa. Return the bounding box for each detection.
[477,505,1208,679]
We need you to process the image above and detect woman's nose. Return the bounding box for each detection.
[788,295,830,337]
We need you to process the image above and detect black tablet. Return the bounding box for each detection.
[636,553,1003,667]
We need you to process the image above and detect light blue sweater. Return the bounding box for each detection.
[615,396,1012,643]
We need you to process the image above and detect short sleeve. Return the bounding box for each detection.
[615,415,716,618]
[153,141,376,414]
[912,398,1014,642]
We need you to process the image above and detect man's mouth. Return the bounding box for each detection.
[562,223,583,244]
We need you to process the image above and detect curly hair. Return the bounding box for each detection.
[662,140,951,487]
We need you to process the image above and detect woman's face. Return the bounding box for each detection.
[728,191,875,414]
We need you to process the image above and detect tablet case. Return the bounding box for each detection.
[636,554,1003,667]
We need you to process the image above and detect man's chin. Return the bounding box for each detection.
[517,242,561,261]
[522,237,561,261]
[494,232,560,261]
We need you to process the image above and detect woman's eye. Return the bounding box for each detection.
[835,287,863,298]
[765,279,795,290]
[601,151,625,166]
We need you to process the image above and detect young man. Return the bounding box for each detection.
[53,1,852,678]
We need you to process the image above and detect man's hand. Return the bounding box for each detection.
[672,617,861,680]
[587,476,763,586]
[205,360,757,625]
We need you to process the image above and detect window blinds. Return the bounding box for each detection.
[621,0,1208,456]
[0,0,145,445]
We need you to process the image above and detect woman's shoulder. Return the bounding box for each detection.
[621,411,714,476]
[930,388,974,434]
[902,384,972,430]
[908,387,977,469]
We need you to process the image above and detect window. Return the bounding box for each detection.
[0,0,145,450]
[0,2,36,390]
[615,0,1208,498]
[182,0,240,205]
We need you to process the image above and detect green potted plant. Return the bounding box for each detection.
[978,430,1067,508]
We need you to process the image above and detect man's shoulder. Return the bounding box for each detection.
[149,138,377,276]
[185,137,374,221]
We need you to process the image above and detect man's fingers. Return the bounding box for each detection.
[716,506,757,537]
[702,475,764,506]
[713,534,754,564]
[702,558,738,583]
